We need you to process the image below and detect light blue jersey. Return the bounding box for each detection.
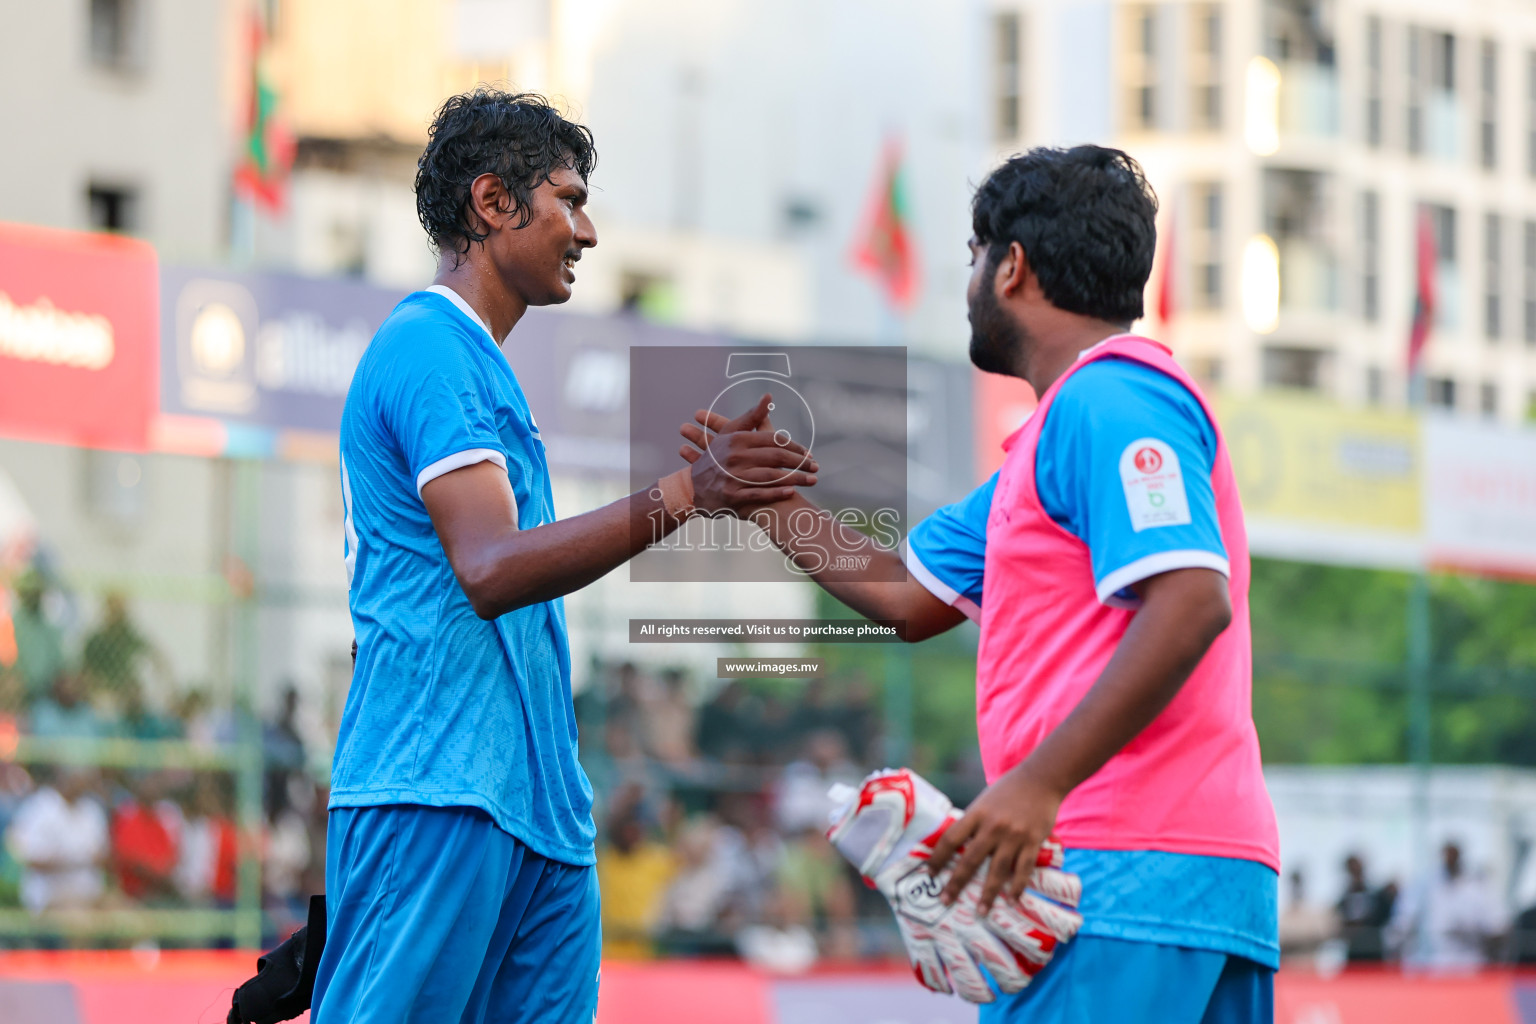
[907,356,1227,614]
[904,355,1277,969]
[335,286,595,866]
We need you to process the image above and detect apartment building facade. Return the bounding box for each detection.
[990,0,1536,423]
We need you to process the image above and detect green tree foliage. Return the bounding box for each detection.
[1248,559,1536,766]
[813,559,1536,772]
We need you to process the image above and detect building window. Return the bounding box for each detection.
[1190,182,1223,309]
[1189,4,1222,132]
[1525,220,1536,344]
[1528,52,1536,177]
[1361,190,1380,321]
[992,11,1023,143]
[88,0,142,71]
[1427,376,1457,409]
[1407,28,1424,154]
[1484,212,1502,340]
[1426,30,1457,160]
[1266,168,1338,312]
[1366,16,1383,147]
[1481,40,1498,170]
[1262,345,1327,390]
[1366,365,1385,405]
[1480,382,1499,417]
[86,182,137,233]
[1432,31,1456,93]
[1125,6,1158,131]
[1423,202,1458,328]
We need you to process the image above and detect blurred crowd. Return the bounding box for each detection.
[579,661,981,970]
[0,569,328,942]
[1280,842,1536,971]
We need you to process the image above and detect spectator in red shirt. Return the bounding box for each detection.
[110,774,180,903]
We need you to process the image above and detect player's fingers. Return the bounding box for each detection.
[926,815,977,874]
[680,422,712,450]
[725,429,813,461]
[722,394,773,433]
[939,838,992,906]
[731,447,818,473]
[678,444,703,464]
[1005,841,1041,903]
[977,836,1023,915]
[730,469,817,489]
[694,409,732,433]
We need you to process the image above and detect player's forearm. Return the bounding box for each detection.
[1010,568,1232,798]
[745,495,956,641]
[455,486,682,618]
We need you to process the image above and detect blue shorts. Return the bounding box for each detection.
[979,936,1273,1024]
[312,804,601,1024]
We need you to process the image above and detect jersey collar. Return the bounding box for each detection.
[425,284,497,346]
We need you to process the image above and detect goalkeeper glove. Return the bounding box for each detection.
[827,768,1082,1003]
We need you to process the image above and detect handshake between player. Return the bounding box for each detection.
[826,768,1082,1004]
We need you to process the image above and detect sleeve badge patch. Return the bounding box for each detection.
[1119,437,1191,532]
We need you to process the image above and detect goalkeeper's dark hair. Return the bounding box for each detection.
[415,89,597,263]
[971,146,1158,324]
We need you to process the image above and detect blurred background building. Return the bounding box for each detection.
[2,1,1536,1010]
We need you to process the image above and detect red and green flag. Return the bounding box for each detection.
[1407,206,1437,376]
[851,138,919,310]
[233,9,294,213]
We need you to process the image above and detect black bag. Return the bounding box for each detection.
[228,894,327,1024]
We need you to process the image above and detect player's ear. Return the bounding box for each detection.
[997,241,1030,299]
[468,172,515,233]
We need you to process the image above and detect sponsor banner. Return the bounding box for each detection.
[159,267,405,434]
[1423,417,1536,579]
[0,222,158,451]
[1214,394,1423,570]
[2,954,1533,1024]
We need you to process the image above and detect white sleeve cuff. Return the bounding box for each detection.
[415,448,508,498]
[1094,549,1230,607]
[902,544,982,623]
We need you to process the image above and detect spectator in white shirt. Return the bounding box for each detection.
[5,768,108,914]
[1391,841,1505,971]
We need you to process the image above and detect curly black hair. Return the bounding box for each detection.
[972,146,1158,324]
[414,89,597,262]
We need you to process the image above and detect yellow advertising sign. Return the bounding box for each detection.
[1212,394,1421,534]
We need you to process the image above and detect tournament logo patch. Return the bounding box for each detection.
[1119,437,1190,531]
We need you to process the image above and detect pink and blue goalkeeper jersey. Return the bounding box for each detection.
[334,288,595,867]
[905,356,1277,967]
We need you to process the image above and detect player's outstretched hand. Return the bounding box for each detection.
[826,768,1082,1003]
[682,393,819,513]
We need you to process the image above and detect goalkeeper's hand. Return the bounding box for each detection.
[826,768,1082,1004]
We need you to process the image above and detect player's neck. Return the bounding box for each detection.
[1022,317,1131,396]
[433,253,528,345]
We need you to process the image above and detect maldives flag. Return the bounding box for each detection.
[851,139,919,310]
[1408,207,1437,374]
[233,10,295,213]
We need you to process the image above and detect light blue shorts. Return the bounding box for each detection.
[312,804,600,1024]
[979,935,1274,1024]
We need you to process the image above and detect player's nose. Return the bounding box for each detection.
[574,209,597,249]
